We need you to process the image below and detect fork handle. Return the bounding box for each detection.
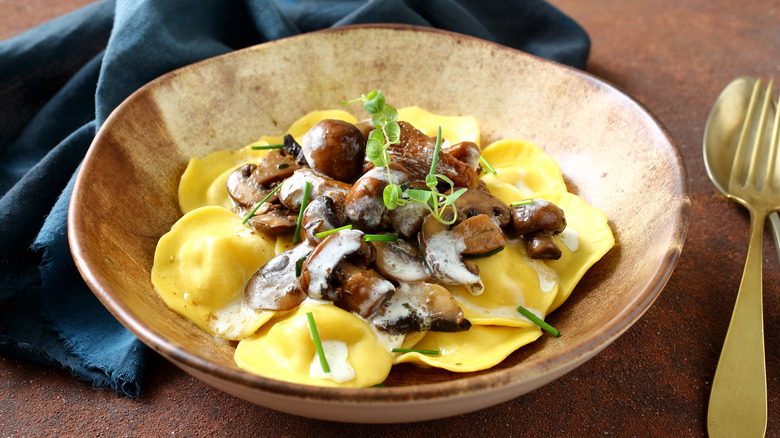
[707,211,767,437]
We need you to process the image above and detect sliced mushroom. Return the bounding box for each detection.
[236,204,298,235]
[226,164,275,207]
[332,261,396,318]
[443,141,481,171]
[371,282,471,334]
[452,187,512,228]
[418,214,484,295]
[373,239,432,283]
[244,243,312,311]
[525,231,562,259]
[282,134,307,166]
[299,229,376,301]
[387,200,428,240]
[226,150,302,208]
[450,214,505,256]
[255,149,301,186]
[302,119,366,183]
[301,195,349,245]
[377,121,478,188]
[354,119,374,139]
[510,199,567,260]
[344,163,410,232]
[277,168,352,212]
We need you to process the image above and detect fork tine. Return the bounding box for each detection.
[748,78,775,189]
[730,78,763,190]
[764,81,780,193]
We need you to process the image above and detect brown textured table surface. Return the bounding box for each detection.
[1,1,779,436]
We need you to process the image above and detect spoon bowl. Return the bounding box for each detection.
[705,76,780,258]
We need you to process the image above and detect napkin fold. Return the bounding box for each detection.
[0,0,590,396]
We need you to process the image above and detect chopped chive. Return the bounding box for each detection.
[295,251,312,278]
[277,163,289,169]
[242,184,283,225]
[391,348,440,355]
[511,199,534,207]
[314,225,353,239]
[363,234,398,242]
[293,181,312,243]
[306,312,330,373]
[479,156,497,175]
[517,306,560,337]
[251,143,284,150]
[371,382,386,388]
[429,126,443,176]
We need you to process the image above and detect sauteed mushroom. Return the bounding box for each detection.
[235,203,298,235]
[298,229,377,301]
[277,168,351,211]
[244,243,312,311]
[332,262,395,318]
[444,141,481,171]
[344,163,410,232]
[418,214,484,295]
[379,121,479,188]
[373,239,432,283]
[226,164,274,207]
[452,187,512,228]
[510,199,567,259]
[371,282,471,334]
[451,214,505,256]
[302,119,366,183]
[301,195,349,245]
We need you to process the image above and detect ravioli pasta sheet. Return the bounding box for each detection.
[151,107,614,387]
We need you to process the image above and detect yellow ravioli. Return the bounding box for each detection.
[235,303,393,388]
[151,206,277,340]
[538,191,615,312]
[178,110,357,214]
[394,325,542,372]
[480,139,567,196]
[450,240,558,327]
[398,106,480,146]
[179,145,271,213]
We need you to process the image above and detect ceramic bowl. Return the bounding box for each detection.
[68,25,689,423]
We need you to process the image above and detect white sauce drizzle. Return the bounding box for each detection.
[209,297,256,339]
[426,232,481,286]
[525,256,558,294]
[559,227,580,252]
[310,340,355,383]
[457,299,524,320]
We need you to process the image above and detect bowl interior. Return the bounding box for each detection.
[69,25,688,413]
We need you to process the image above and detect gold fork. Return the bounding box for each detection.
[707,78,779,437]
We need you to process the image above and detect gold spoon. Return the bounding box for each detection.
[704,76,780,261]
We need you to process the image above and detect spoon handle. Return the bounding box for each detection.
[707,211,767,437]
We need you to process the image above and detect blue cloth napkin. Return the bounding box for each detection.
[0,0,589,396]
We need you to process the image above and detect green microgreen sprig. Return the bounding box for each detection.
[343,92,467,225]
